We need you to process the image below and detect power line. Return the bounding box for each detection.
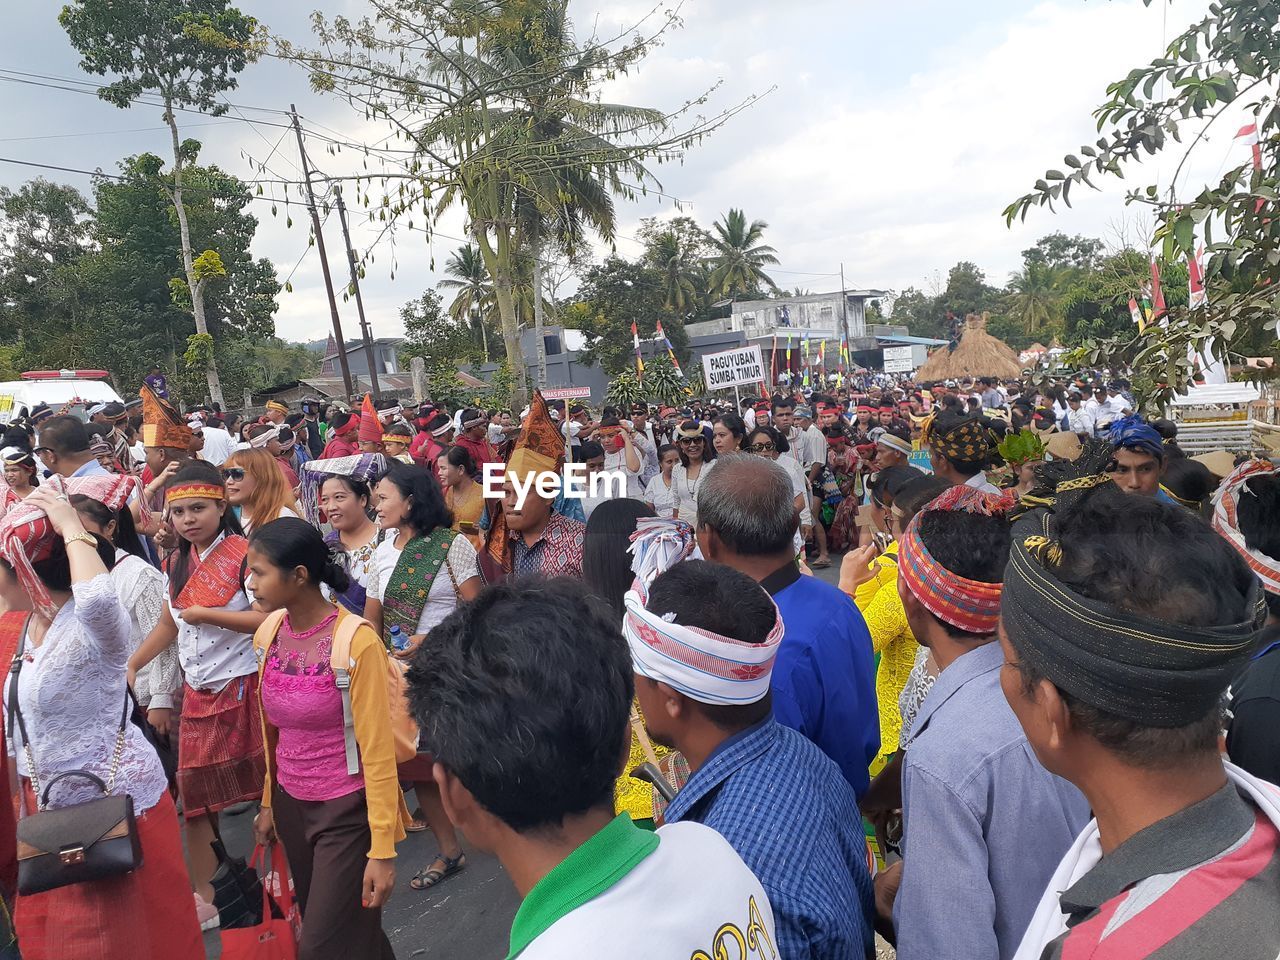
[0,120,234,144]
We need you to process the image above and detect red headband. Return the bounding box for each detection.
[898,486,1014,635]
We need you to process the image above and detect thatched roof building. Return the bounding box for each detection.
[916,313,1023,381]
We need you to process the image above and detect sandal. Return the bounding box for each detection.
[405,807,427,833]
[811,557,832,568]
[410,851,467,891]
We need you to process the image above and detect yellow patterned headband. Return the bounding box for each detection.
[165,483,226,504]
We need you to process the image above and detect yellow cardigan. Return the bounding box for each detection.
[256,609,409,860]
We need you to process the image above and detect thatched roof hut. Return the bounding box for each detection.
[916,313,1023,381]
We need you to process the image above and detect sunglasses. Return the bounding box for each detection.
[748,442,776,453]
[32,447,53,457]
[221,468,246,481]
[678,436,703,444]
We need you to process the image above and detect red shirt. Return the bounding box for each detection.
[321,435,358,460]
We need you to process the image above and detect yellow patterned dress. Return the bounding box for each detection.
[851,542,921,771]
[614,704,671,823]
[446,479,485,549]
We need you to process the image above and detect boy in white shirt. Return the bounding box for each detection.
[405,578,778,960]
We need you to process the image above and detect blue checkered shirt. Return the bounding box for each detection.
[664,719,875,960]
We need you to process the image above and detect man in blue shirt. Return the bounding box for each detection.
[889,486,1090,960]
[34,416,112,479]
[696,452,879,797]
[630,558,876,960]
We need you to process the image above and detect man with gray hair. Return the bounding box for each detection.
[697,453,879,798]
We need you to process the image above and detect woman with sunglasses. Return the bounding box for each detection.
[222,449,300,534]
[670,420,715,530]
[743,425,813,552]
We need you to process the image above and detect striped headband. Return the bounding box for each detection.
[877,433,912,456]
[1213,458,1280,597]
[249,429,274,449]
[898,485,1014,635]
[624,585,784,706]
[382,434,409,445]
[166,483,226,504]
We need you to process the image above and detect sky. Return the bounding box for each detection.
[0,0,1241,344]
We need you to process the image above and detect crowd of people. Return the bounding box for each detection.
[0,365,1275,960]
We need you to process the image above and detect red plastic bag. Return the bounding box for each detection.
[220,843,298,960]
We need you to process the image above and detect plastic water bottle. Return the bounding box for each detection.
[389,625,409,652]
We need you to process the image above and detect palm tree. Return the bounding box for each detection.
[649,229,700,316]
[438,244,496,361]
[1006,262,1066,334]
[422,0,666,406]
[707,209,781,299]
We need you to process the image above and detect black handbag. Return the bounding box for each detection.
[8,655,143,895]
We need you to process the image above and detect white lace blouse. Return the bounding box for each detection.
[7,573,168,812]
[112,551,181,710]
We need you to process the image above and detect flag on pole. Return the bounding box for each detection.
[1237,123,1265,213]
[1128,296,1145,331]
[631,320,644,380]
[1188,245,1207,309]
[785,337,792,375]
[654,320,685,378]
[817,339,826,377]
[1149,261,1167,323]
[801,330,810,387]
[770,334,778,385]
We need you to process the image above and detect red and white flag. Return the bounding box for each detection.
[1188,245,1208,309]
[1149,260,1167,322]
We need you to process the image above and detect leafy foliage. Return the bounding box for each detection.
[571,255,690,375]
[706,208,780,298]
[1004,0,1280,402]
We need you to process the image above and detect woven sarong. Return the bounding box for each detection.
[177,672,265,819]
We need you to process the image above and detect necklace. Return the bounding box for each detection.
[282,608,338,641]
[684,463,703,497]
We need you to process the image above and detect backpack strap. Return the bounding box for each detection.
[252,609,288,667]
[330,612,374,776]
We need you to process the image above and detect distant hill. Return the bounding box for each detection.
[302,339,329,354]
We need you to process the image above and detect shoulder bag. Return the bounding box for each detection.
[8,654,142,895]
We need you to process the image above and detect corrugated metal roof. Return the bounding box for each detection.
[876,334,950,347]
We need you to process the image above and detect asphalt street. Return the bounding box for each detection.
[202,559,848,959]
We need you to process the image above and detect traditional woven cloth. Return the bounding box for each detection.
[0,474,143,617]
[298,453,387,527]
[139,384,191,451]
[485,391,565,575]
[177,672,266,818]
[381,528,458,644]
[897,485,1013,635]
[1003,454,1266,728]
[627,518,697,588]
[1107,415,1164,460]
[623,570,784,706]
[928,416,991,464]
[168,535,248,610]
[1212,458,1280,598]
[265,400,289,415]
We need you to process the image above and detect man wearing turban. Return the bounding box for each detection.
[1001,444,1278,960]
[1105,415,1170,498]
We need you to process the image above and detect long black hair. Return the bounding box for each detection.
[582,499,656,618]
[249,517,350,594]
[382,462,452,536]
[166,460,245,602]
[71,495,147,561]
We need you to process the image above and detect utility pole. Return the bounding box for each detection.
[334,187,381,401]
[290,104,354,398]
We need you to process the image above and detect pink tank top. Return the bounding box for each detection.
[260,630,365,802]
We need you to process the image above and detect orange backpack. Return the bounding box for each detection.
[254,610,419,769]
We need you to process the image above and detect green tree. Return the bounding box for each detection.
[1005,0,1280,401]
[645,229,702,317]
[1022,233,1103,271]
[1005,261,1066,335]
[572,255,691,375]
[60,0,261,407]
[296,0,740,409]
[438,244,497,362]
[0,179,94,340]
[707,208,780,298]
[400,289,482,373]
[940,261,1001,317]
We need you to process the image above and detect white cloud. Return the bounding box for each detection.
[1,0,1242,347]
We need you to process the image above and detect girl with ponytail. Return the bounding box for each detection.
[245,517,406,960]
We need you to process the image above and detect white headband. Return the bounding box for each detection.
[249,430,274,449]
[623,587,784,706]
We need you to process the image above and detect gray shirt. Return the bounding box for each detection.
[894,641,1091,960]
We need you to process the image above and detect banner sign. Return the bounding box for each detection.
[704,345,766,390]
[883,346,915,374]
[541,386,593,401]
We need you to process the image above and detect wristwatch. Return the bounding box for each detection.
[64,532,97,550]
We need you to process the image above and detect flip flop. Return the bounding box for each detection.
[811,557,832,568]
[405,807,427,833]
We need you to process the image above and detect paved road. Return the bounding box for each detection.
[203,556,850,959]
[203,806,519,959]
